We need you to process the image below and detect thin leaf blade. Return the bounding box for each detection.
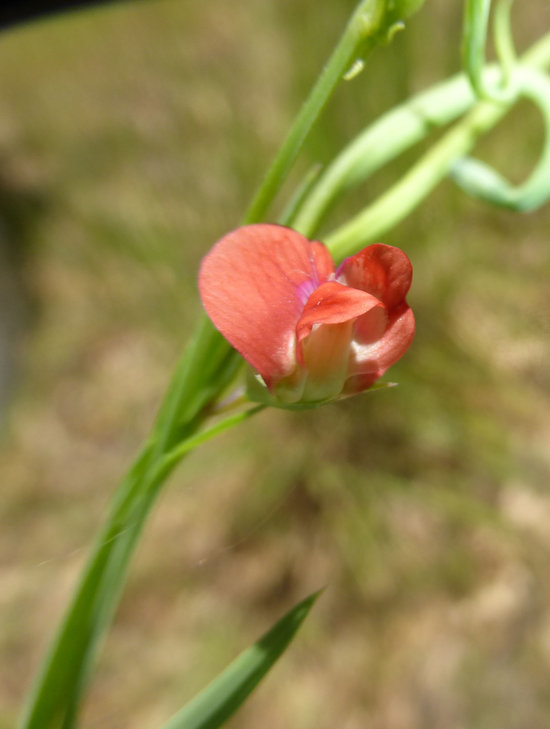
[161,590,322,729]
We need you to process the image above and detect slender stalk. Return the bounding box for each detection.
[321,31,550,259]
[296,29,550,243]
[292,71,482,237]
[19,319,242,729]
[243,0,390,224]
[324,98,508,258]
[462,0,493,97]
[493,0,516,88]
[58,406,264,729]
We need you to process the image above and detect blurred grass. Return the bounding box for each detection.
[1,1,550,728]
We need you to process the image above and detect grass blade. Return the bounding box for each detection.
[161,590,322,729]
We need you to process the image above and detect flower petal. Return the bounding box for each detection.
[199,224,334,386]
[295,281,385,403]
[300,320,354,402]
[354,305,390,344]
[310,240,335,281]
[336,244,413,310]
[348,303,415,379]
[296,281,386,357]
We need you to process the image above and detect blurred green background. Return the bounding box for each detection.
[1,1,550,727]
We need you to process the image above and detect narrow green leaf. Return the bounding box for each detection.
[18,324,244,729]
[161,590,322,729]
[18,445,155,729]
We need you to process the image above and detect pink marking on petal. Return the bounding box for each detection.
[198,224,333,387]
[336,244,413,310]
[296,281,385,364]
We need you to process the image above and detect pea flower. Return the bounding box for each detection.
[199,224,414,405]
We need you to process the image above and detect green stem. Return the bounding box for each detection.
[243,0,389,224]
[20,404,263,729]
[493,0,516,88]
[278,163,323,227]
[462,0,493,97]
[462,0,518,102]
[325,99,506,257]
[322,31,550,259]
[160,405,265,474]
[293,71,482,237]
[57,407,264,729]
[296,29,550,242]
[18,319,241,729]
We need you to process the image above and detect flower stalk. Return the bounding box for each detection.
[243,0,426,225]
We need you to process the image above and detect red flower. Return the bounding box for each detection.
[199,224,414,404]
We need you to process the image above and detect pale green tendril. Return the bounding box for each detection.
[462,0,517,103]
[451,66,550,212]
